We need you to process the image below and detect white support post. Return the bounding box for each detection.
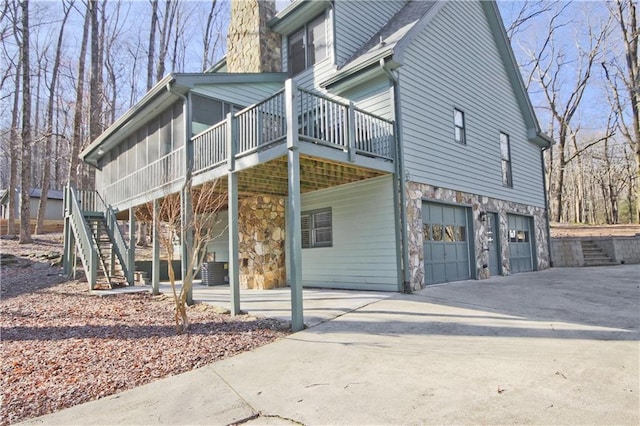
[152,199,160,295]
[128,207,135,286]
[285,78,304,332]
[347,101,356,162]
[228,171,240,315]
[227,112,235,171]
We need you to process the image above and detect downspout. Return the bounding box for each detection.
[380,59,411,293]
[540,145,553,268]
[167,83,193,302]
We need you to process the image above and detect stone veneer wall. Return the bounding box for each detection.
[238,195,287,289]
[227,0,281,73]
[406,181,550,290]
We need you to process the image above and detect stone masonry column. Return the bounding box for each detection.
[227,0,281,73]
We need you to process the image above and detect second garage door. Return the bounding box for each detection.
[423,203,471,285]
[507,214,534,273]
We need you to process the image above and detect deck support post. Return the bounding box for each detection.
[152,198,160,295]
[347,101,356,163]
[227,112,241,316]
[228,172,240,315]
[128,207,135,286]
[285,79,304,332]
[63,216,72,275]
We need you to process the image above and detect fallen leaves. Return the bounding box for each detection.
[0,235,290,425]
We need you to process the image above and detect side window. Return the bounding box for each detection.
[287,11,329,76]
[288,28,306,76]
[301,208,332,248]
[500,132,512,187]
[454,108,466,144]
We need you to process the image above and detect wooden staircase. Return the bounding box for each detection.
[85,214,128,288]
[581,240,617,267]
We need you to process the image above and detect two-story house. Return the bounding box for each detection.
[63,0,552,330]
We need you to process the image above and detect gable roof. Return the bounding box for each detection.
[322,0,552,147]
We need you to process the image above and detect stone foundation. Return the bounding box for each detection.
[238,195,286,289]
[406,182,550,290]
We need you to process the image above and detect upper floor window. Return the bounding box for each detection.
[454,108,466,144]
[500,132,513,187]
[288,13,327,76]
[301,208,332,248]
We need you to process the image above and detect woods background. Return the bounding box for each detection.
[1,0,638,242]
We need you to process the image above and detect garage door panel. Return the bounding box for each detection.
[508,214,533,274]
[423,202,472,285]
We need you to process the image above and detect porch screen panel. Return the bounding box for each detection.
[160,109,172,156]
[192,95,223,135]
[117,142,126,179]
[136,128,148,170]
[147,119,160,163]
[126,135,136,175]
[172,102,184,149]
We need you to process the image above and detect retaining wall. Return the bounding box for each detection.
[551,235,640,267]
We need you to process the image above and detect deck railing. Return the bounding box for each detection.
[65,185,98,288]
[298,88,394,159]
[353,108,394,159]
[193,120,228,174]
[236,89,286,156]
[74,188,130,282]
[103,147,185,206]
[298,88,349,149]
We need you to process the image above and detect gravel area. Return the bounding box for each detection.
[0,234,290,425]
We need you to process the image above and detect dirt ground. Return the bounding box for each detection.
[0,233,289,425]
[550,223,640,238]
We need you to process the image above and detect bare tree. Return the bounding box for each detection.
[6,2,20,235]
[153,179,227,333]
[19,0,32,243]
[146,0,157,90]
[602,0,640,222]
[35,0,72,234]
[156,0,178,81]
[201,0,220,70]
[68,3,90,187]
[526,5,609,222]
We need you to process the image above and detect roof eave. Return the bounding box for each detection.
[321,49,395,89]
[269,0,331,34]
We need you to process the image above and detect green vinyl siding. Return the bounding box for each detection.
[333,0,405,67]
[400,0,545,207]
[191,82,283,110]
[300,175,398,291]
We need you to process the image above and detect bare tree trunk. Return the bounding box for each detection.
[19,0,32,243]
[68,6,90,187]
[36,0,71,234]
[7,55,20,236]
[156,0,178,82]
[147,0,158,90]
[201,0,218,70]
[87,0,102,190]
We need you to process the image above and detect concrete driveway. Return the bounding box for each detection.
[25,265,640,425]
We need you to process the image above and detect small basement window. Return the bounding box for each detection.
[301,208,332,248]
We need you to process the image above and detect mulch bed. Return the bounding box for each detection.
[0,234,290,425]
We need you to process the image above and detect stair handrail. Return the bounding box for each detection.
[65,184,99,288]
[93,191,130,281]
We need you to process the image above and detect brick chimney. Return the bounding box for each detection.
[227,0,281,73]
